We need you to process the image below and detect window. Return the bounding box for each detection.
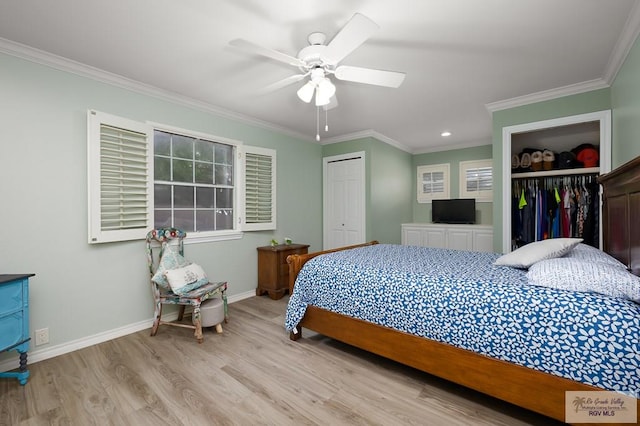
[459,159,493,201]
[417,163,450,203]
[153,129,236,233]
[88,110,276,243]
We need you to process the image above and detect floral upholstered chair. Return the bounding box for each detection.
[145,227,228,343]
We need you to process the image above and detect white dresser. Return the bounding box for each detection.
[401,223,494,253]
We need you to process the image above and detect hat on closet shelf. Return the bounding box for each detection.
[558,151,579,169]
[576,147,599,168]
[531,151,543,171]
[542,150,555,171]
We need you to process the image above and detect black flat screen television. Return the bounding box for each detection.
[432,198,476,224]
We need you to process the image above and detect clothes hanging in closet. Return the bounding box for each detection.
[512,174,599,248]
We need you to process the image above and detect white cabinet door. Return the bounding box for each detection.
[402,227,424,246]
[424,228,446,248]
[473,229,494,252]
[447,229,473,251]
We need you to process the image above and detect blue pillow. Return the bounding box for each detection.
[151,243,190,288]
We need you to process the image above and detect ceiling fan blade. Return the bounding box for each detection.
[229,38,305,67]
[261,74,308,93]
[323,13,379,65]
[334,65,405,88]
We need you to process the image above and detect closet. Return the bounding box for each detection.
[511,174,600,248]
[501,110,611,253]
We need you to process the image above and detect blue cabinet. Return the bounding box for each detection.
[0,274,34,385]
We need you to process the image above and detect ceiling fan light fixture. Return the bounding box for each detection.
[297,81,315,103]
[315,77,336,106]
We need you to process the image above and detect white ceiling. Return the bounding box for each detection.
[1,0,639,153]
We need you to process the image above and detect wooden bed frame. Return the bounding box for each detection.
[286,156,640,425]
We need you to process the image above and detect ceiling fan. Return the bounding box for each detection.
[229,13,406,109]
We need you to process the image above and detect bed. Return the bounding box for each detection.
[285,156,640,424]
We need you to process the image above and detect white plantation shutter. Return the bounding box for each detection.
[243,146,276,230]
[417,163,450,203]
[88,110,153,243]
[460,159,493,201]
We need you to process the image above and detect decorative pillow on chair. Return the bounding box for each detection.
[151,243,191,289]
[494,238,583,269]
[164,263,210,295]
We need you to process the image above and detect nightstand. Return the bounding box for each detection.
[0,274,35,385]
[257,244,309,300]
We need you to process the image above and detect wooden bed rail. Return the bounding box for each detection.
[286,240,379,296]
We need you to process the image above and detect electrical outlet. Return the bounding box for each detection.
[34,328,49,346]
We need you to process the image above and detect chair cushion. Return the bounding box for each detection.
[151,243,190,289]
[164,263,209,295]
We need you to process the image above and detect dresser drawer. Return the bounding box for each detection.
[0,311,24,350]
[0,280,23,313]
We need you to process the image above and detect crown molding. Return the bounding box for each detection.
[485,78,610,113]
[412,138,491,155]
[321,129,492,155]
[0,37,314,143]
[604,0,640,83]
[320,129,413,153]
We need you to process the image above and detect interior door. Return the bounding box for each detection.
[323,152,365,250]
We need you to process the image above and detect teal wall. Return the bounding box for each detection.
[611,35,640,166]
[322,137,413,244]
[0,52,322,353]
[491,89,612,251]
[412,145,493,224]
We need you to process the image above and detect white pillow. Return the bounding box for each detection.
[527,257,640,303]
[164,263,209,295]
[563,243,628,269]
[494,238,583,269]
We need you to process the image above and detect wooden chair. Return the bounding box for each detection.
[145,227,228,343]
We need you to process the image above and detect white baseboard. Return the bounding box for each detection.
[0,290,255,373]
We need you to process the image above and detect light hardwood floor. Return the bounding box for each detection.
[1,296,563,425]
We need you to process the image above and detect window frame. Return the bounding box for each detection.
[88,110,276,244]
[417,163,450,203]
[459,159,493,201]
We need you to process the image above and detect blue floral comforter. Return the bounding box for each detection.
[284,244,640,396]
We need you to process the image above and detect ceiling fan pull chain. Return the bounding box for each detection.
[316,106,320,141]
[325,108,329,132]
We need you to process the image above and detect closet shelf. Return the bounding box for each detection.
[511,167,599,179]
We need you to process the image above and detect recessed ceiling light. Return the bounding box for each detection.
[441,131,452,137]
